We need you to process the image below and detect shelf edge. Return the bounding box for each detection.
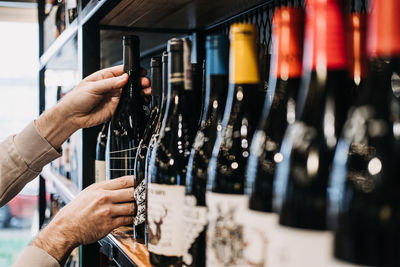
[41,165,79,203]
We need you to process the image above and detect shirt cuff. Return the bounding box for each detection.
[13,121,62,172]
[12,246,60,267]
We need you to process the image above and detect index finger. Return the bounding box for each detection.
[102,175,135,190]
[84,65,124,82]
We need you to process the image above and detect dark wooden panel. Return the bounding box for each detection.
[100,0,267,29]
[100,0,191,28]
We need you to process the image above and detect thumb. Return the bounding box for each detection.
[90,73,128,95]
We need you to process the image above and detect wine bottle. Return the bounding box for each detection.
[146,51,170,185]
[95,121,109,183]
[133,57,162,242]
[183,34,229,267]
[206,24,261,267]
[271,0,354,265]
[107,35,147,179]
[181,39,201,146]
[147,38,192,266]
[329,0,400,265]
[243,6,304,266]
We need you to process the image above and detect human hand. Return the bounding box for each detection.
[31,176,135,263]
[36,65,151,149]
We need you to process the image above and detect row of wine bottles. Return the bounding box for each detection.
[94,0,400,266]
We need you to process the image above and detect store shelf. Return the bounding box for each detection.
[40,0,271,70]
[41,165,79,204]
[99,226,151,267]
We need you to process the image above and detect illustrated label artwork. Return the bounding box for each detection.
[147,183,185,256]
[134,179,146,226]
[206,192,249,267]
[183,195,208,265]
[243,210,279,267]
[94,160,106,183]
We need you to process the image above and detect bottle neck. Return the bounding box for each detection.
[230,32,259,85]
[120,70,139,99]
[270,7,304,80]
[303,0,347,73]
[367,0,400,59]
[151,63,162,109]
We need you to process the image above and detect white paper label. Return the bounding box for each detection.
[94,160,106,183]
[206,192,249,267]
[134,179,146,226]
[267,225,363,267]
[147,183,185,256]
[108,147,137,172]
[183,195,208,265]
[243,210,278,267]
[66,0,77,9]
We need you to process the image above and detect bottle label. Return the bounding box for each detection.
[66,0,77,9]
[147,183,185,256]
[183,195,208,266]
[271,7,304,79]
[206,192,248,267]
[108,147,137,172]
[243,210,278,267]
[134,179,146,226]
[94,160,106,183]
[267,225,362,267]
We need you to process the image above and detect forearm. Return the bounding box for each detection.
[31,214,78,264]
[0,122,61,207]
[35,104,79,150]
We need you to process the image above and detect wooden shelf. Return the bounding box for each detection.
[40,0,270,69]
[41,165,79,203]
[100,0,267,30]
[99,226,151,267]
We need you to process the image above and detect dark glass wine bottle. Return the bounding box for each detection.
[183,34,229,267]
[271,0,354,265]
[329,0,400,265]
[95,121,109,183]
[243,6,304,266]
[147,38,192,266]
[133,57,162,243]
[145,52,170,186]
[107,35,147,179]
[206,24,261,267]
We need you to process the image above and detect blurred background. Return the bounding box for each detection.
[0,1,39,265]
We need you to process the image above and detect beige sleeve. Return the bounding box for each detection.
[12,246,60,267]
[0,121,61,207]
